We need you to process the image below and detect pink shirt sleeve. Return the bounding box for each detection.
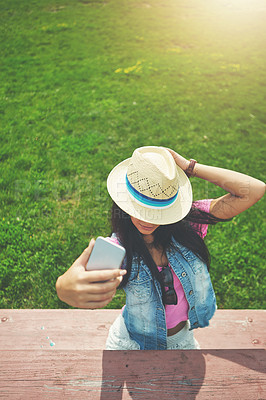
[191,199,213,239]
[106,236,120,245]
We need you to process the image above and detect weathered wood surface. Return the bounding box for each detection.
[0,309,265,350]
[0,310,265,398]
[0,349,265,399]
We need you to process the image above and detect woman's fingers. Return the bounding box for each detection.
[82,289,116,302]
[165,147,190,171]
[84,297,117,309]
[74,239,96,267]
[72,288,117,309]
[78,276,122,295]
[83,268,127,283]
[67,269,126,308]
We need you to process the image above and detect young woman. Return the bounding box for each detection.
[56,146,265,350]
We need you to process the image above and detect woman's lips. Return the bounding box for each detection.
[139,223,154,231]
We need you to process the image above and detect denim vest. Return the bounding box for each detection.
[112,234,217,350]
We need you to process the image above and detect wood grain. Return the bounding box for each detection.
[0,349,265,399]
[0,309,265,350]
[1,310,265,399]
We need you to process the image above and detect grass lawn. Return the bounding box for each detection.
[0,0,265,309]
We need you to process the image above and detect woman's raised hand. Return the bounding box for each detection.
[56,239,127,309]
[166,148,190,171]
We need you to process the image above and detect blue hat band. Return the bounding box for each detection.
[126,174,178,209]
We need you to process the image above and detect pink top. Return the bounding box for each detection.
[157,264,189,328]
[110,199,212,329]
[157,199,212,328]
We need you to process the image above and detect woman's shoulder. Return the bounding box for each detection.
[190,199,213,239]
[192,199,212,213]
[108,233,120,245]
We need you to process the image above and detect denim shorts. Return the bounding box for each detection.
[105,314,200,350]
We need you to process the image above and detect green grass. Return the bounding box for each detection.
[0,0,265,309]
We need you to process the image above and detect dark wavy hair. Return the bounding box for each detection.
[111,201,229,295]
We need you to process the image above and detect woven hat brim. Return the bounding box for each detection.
[107,158,193,225]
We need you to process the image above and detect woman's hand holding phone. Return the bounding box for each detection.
[56,239,127,309]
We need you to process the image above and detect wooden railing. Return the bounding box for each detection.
[0,309,265,399]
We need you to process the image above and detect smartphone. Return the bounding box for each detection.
[86,236,126,271]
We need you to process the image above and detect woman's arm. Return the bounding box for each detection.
[193,163,265,219]
[167,148,265,219]
[56,239,127,309]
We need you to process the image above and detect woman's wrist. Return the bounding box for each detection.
[185,159,197,177]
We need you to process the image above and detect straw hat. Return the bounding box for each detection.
[107,146,192,225]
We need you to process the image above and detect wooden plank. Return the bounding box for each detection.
[0,349,265,399]
[0,309,119,351]
[0,309,265,350]
[195,309,266,349]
